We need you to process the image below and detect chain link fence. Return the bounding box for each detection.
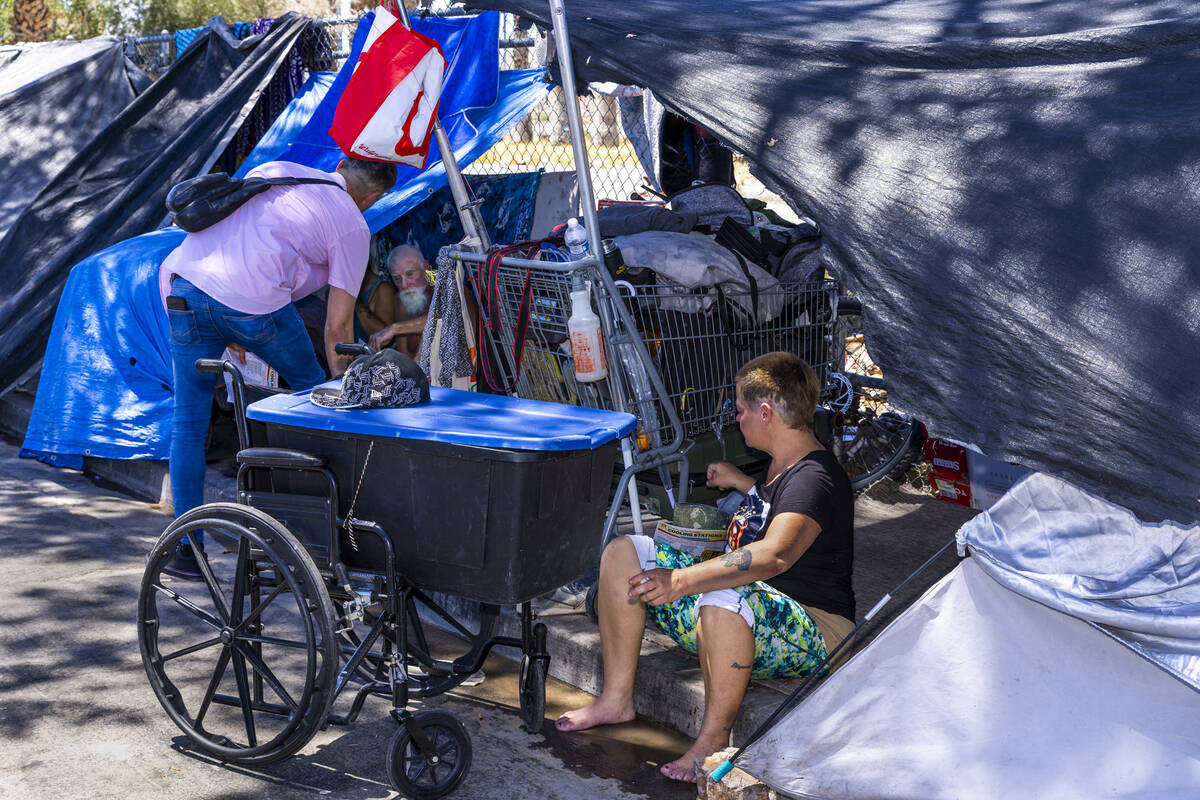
[122,11,649,203]
[466,15,647,202]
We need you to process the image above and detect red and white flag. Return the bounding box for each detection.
[329,5,445,167]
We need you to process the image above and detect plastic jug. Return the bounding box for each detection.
[568,273,607,382]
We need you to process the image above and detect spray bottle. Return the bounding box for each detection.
[568,272,607,382]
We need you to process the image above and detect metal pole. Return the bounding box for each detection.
[620,438,644,537]
[546,0,602,256]
[338,0,351,54]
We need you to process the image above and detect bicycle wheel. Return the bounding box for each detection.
[832,408,924,493]
[826,304,925,494]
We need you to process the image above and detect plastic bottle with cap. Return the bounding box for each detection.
[564,217,589,260]
[567,272,607,382]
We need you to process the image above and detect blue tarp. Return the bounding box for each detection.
[176,21,254,56]
[21,14,549,466]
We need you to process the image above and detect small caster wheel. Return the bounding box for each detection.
[386,710,471,799]
[518,653,547,733]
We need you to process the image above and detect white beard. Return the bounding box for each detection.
[398,286,430,316]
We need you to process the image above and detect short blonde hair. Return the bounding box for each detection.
[734,351,820,429]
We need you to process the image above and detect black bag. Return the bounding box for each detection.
[596,203,698,236]
[165,172,341,232]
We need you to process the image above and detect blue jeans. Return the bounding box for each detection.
[167,277,326,517]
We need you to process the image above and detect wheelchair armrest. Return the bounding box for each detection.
[236,447,327,470]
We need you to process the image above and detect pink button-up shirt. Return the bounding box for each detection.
[160,161,370,314]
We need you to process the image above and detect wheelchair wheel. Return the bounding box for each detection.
[518,655,547,733]
[138,503,337,765]
[386,710,472,799]
[519,621,547,732]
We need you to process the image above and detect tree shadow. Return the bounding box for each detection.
[479,0,1200,522]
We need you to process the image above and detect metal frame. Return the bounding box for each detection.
[447,0,840,542]
[192,359,550,748]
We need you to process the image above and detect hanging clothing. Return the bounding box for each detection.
[419,246,473,387]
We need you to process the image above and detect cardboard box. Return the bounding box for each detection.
[967,449,1033,509]
[925,436,1033,510]
[930,473,973,507]
[926,437,972,507]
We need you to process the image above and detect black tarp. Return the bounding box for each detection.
[472,0,1200,523]
[0,37,148,240]
[0,14,310,394]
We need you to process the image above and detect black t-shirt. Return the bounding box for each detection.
[724,450,855,620]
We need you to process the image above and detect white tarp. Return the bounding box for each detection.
[738,557,1200,799]
[958,472,1200,688]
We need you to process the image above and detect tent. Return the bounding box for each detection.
[469,0,1200,525]
[736,472,1200,798]
[20,11,551,466]
[0,37,148,241]
[0,14,311,394]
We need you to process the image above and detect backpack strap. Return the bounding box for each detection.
[248,176,344,190]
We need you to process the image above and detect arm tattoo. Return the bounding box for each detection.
[731,662,752,670]
[721,549,752,571]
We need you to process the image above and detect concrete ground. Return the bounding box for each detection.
[0,416,978,800]
[0,440,697,800]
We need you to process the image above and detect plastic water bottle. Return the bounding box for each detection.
[568,273,607,382]
[564,217,589,260]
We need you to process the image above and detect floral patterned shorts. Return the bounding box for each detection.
[642,540,829,680]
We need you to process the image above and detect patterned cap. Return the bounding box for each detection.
[309,349,430,409]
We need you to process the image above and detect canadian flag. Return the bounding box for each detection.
[329,6,445,167]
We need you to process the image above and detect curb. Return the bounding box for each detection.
[431,594,795,745]
[0,389,235,510]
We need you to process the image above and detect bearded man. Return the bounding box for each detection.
[368,244,432,357]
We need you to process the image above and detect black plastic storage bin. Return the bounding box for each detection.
[244,388,636,605]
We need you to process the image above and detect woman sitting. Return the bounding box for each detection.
[555,352,856,783]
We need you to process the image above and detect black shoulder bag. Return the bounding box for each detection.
[165,172,342,233]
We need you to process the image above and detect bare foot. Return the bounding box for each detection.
[660,737,727,783]
[555,695,635,732]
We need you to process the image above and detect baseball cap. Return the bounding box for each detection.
[309,349,430,409]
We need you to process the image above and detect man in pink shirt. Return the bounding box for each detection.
[161,157,395,579]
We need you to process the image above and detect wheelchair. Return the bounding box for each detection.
[137,353,632,797]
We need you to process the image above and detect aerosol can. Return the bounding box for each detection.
[568,272,607,382]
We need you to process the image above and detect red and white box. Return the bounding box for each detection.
[926,437,972,507]
[925,437,1032,510]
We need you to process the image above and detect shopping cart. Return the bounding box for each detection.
[452,244,851,550]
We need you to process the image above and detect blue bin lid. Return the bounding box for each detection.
[246,385,638,451]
